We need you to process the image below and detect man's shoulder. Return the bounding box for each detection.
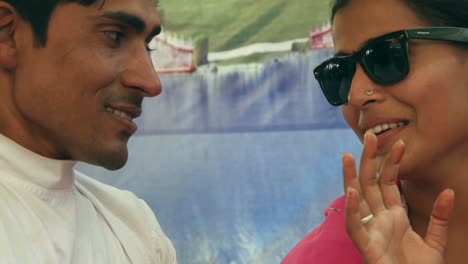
[74,171,138,202]
[74,171,156,229]
[74,172,151,232]
[74,172,176,263]
[281,195,362,264]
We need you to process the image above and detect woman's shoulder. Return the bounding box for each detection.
[281,195,362,264]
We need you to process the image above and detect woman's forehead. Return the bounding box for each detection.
[331,0,426,53]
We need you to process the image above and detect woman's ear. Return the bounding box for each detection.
[0,2,18,70]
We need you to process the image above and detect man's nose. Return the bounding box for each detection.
[121,48,162,97]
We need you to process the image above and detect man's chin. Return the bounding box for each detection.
[86,150,129,171]
[101,159,127,171]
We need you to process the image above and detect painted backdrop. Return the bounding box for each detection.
[78,1,362,263]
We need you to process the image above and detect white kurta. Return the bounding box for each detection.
[0,134,176,264]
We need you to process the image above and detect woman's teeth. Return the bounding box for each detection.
[366,121,406,135]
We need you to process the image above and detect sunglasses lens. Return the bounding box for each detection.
[314,33,410,106]
[314,58,354,106]
[362,37,409,84]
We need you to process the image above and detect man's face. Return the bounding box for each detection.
[11,0,161,169]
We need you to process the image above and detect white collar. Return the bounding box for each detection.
[0,134,77,190]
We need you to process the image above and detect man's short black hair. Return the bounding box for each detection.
[3,0,102,46]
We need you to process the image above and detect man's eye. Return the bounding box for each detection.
[146,44,156,52]
[105,31,124,45]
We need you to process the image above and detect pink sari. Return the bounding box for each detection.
[281,195,363,264]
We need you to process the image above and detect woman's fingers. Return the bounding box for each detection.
[378,140,405,209]
[346,187,370,248]
[359,133,386,214]
[424,189,455,254]
[343,153,372,217]
[343,153,360,193]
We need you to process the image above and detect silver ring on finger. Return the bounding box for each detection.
[360,214,374,225]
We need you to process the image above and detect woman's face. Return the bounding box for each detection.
[334,0,468,178]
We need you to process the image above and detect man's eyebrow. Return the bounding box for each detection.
[101,11,161,38]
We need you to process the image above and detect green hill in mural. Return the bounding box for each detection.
[159,0,331,52]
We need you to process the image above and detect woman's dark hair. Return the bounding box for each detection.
[3,0,103,46]
[330,0,468,28]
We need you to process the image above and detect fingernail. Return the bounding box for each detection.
[346,187,352,198]
[342,152,351,162]
[364,132,375,144]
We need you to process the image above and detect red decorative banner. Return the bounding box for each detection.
[310,23,333,49]
[150,33,196,74]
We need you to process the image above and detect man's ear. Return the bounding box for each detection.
[0,2,18,70]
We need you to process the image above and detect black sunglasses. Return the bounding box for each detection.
[313,27,468,106]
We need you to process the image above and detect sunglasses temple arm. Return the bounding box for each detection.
[406,27,468,44]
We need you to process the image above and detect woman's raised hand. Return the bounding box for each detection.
[343,133,455,264]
